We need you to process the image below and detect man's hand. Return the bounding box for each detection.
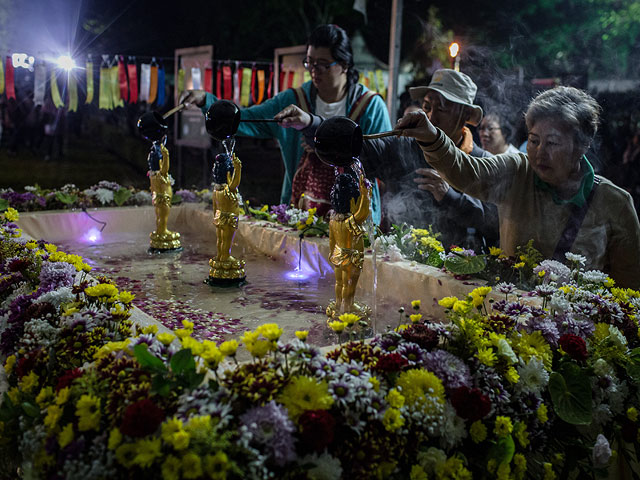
[179,90,207,108]
[414,168,449,202]
[396,110,438,144]
[273,104,312,130]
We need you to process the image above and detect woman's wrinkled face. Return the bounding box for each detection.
[478,115,507,154]
[305,46,344,92]
[527,118,582,187]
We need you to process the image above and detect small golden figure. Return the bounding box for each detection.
[326,173,371,320]
[207,153,246,285]
[148,142,181,251]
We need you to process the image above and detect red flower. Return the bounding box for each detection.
[298,409,336,452]
[450,386,491,422]
[120,399,165,437]
[56,368,83,391]
[401,324,439,350]
[375,353,408,373]
[558,334,588,362]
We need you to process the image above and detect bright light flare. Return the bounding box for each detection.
[285,269,311,281]
[82,227,102,243]
[56,55,76,70]
[449,42,460,58]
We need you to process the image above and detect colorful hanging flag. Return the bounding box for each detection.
[303,70,311,83]
[117,57,128,102]
[50,70,64,108]
[240,68,252,107]
[0,57,4,95]
[368,71,375,91]
[99,65,112,109]
[287,69,295,90]
[233,62,241,105]
[111,65,123,107]
[292,69,301,88]
[33,62,46,106]
[215,66,221,99]
[279,69,286,93]
[267,65,273,99]
[249,66,256,104]
[127,60,138,103]
[257,69,265,104]
[68,73,78,112]
[177,68,185,99]
[85,60,94,104]
[139,63,151,102]
[222,65,232,100]
[5,56,15,99]
[149,65,158,104]
[191,67,202,90]
[204,67,213,93]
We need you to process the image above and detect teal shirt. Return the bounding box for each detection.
[203,81,392,204]
[534,156,595,207]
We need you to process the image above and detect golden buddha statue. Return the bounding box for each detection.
[207,153,246,285]
[148,141,181,251]
[326,173,371,319]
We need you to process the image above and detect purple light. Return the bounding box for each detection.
[285,269,311,281]
[82,227,102,244]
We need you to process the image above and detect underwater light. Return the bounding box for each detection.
[82,227,102,243]
[285,268,311,281]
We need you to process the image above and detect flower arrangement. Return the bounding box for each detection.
[246,203,329,237]
[1,205,639,479]
[375,223,445,267]
[0,182,211,212]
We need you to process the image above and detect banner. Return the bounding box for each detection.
[215,67,221,99]
[375,69,385,99]
[257,68,265,104]
[111,65,123,107]
[85,60,94,104]
[0,57,4,95]
[139,63,151,102]
[5,56,15,99]
[177,68,184,99]
[240,67,251,107]
[267,65,273,99]
[191,67,202,90]
[68,73,78,112]
[117,57,128,102]
[204,67,213,94]
[33,62,46,106]
[233,62,240,104]
[149,65,158,104]
[222,65,232,100]
[127,61,138,103]
[99,66,112,109]
[157,66,165,107]
[50,70,64,108]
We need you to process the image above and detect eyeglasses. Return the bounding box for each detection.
[478,127,501,133]
[302,58,338,72]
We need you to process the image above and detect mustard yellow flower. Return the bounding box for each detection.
[56,387,71,405]
[4,355,16,375]
[19,371,39,393]
[470,420,487,443]
[108,428,123,450]
[382,407,404,432]
[294,330,309,341]
[162,455,181,480]
[411,300,421,309]
[338,313,360,326]
[627,407,638,422]
[386,388,405,409]
[494,416,513,437]
[438,296,458,309]
[279,376,333,419]
[133,437,162,468]
[219,339,239,356]
[410,314,422,324]
[157,333,176,346]
[58,423,74,448]
[328,320,346,333]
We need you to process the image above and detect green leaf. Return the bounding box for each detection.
[171,194,182,205]
[113,187,132,206]
[133,344,167,372]
[55,191,78,205]
[548,362,592,425]
[0,198,9,211]
[170,349,195,375]
[489,434,515,465]
[21,402,40,418]
[426,249,444,268]
[185,371,206,389]
[152,376,172,397]
[626,348,640,382]
[444,253,487,275]
[247,206,273,221]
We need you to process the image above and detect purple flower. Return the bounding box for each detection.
[534,260,571,284]
[371,334,401,353]
[524,317,560,346]
[240,401,297,466]
[175,190,198,203]
[396,342,427,366]
[423,349,471,390]
[473,363,510,413]
[555,314,595,339]
[270,204,291,224]
[496,282,517,295]
[503,302,532,318]
[38,261,76,293]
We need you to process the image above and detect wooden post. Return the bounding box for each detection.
[386,0,403,119]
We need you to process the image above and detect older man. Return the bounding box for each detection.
[276,69,498,250]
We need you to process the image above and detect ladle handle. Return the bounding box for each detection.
[162,103,187,119]
[363,129,403,140]
[240,118,280,123]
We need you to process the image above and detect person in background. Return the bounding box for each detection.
[276,69,499,250]
[180,24,391,216]
[397,85,640,288]
[478,112,521,155]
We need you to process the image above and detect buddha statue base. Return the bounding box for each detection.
[326,300,371,323]
[206,257,246,286]
[149,231,182,251]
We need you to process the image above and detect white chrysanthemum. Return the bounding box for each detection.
[592,434,611,468]
[94,188,114,205]
[300,452,343,480]
[607,325,627,348]
[132,190,153,204]
[565,252,587,266]
[496,338,518,364]
[592,402,613,428]
[34,286,75,309]
[517,357,549,395]
[417,447,447,474]
[549,292,571,313]
[592,358,614,377]
[439,402,467,449]
[580,270,608,284]
[1,281,31,310]
[22,318,59,349]
[24,185,37,192]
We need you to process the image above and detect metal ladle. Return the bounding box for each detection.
[205,99,279,141]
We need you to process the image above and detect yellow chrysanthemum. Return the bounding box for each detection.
[115,443,137,468]
[44,404,63,431]
[200,341,223,366]
[328,320,346,333]
[411,300,421,309]
[410,314,423,324]
[84,283,119,298]
[185,415,212,439]
[118,290,135,304]
[4,355,16,375]
[257,323,284,341]
[56,387,71,405]
[157,333,176,346]
[543,462,556,480]
[279,376,333,419]
[494,416,513,437]
[19,371,39,393]
[58,422,74,448]
[382,407,405,432]
[36,386,54,407]
[396,369,445,412]
[76,394,101,431]
[219,339,239,356]
[182,452,203,479]
[44,243,58,254]
[476,347,497,367]
[181,336,204,356]
[513,453,527,474]
[161,455,182,480]
[338,313,360,326]
[204,451,231,480]
[174,328,191,339]
[512,331,553,370]
[537,404,549,423]
[453,300,473,314]
[369,376,381,392]
[169,430,190,450]
[489,246,503,256]
[627,407,638,422]
[386,388,405,409]
[435,456,472,480]
[108,428,123,450]
[410,464,428,480]
[505,367,520,384]
[470,420,487,443]
[181,320,195,331]
[294,331,309,341]
[438,296,458,309]
[514,262,525,269]
[133,437,162,468]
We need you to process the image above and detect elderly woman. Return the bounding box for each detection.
[396,86,640,288]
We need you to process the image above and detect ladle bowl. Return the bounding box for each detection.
[314,117,363,168]
[137,111,168,143]
[205,100,241,141]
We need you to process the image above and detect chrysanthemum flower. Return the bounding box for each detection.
[75,394,101,431]
[396,368,445,411]
[279,376,333,418]
[469,420,487,443]
[494,416,513,437]
[382,407,404,432]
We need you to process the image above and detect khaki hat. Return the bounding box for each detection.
[409,69,483,126]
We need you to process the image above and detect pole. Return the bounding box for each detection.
[386,0,403,120]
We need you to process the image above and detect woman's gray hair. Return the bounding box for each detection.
[525,86,601,150]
